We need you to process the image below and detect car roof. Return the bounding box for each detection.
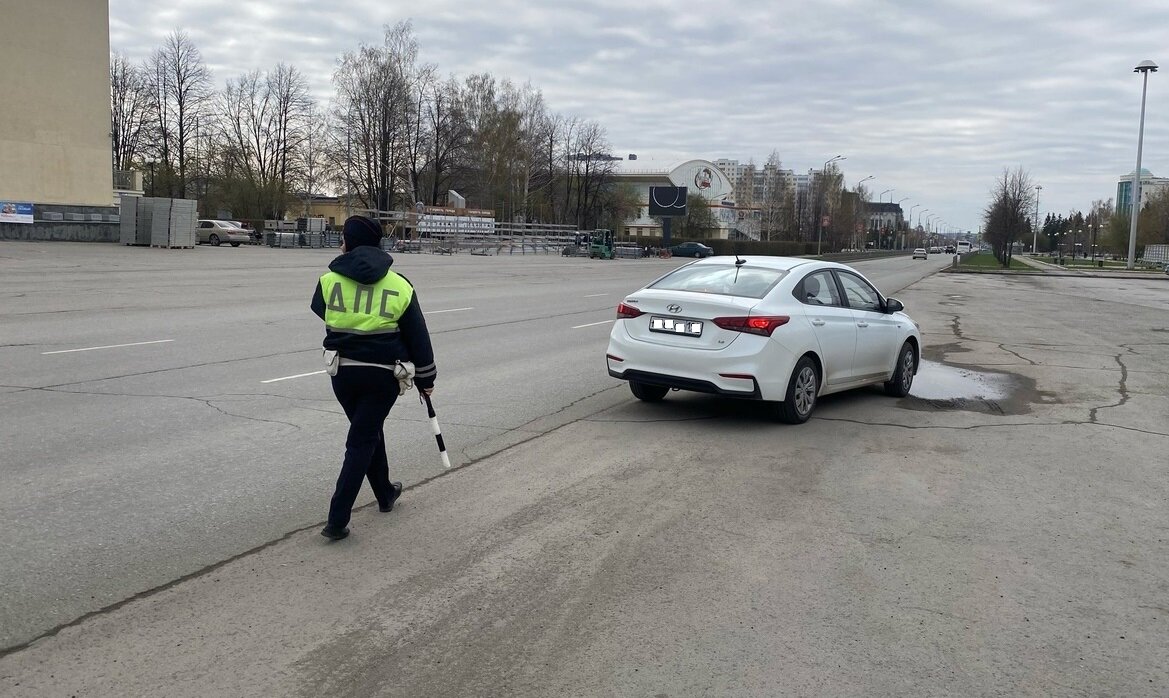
[689,255,817,272]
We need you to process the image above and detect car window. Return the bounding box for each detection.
[795,270,842,306]
[836,271,882,312]
[199,221,212,228]
[649,264,786,299]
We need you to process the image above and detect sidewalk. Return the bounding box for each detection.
[1009,254,1167,279]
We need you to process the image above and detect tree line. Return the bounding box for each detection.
[981,166,1169,267]
[111,23,636,230]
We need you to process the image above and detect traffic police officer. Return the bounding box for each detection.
[310,215,437,540]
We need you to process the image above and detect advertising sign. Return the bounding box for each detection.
[0,202,34,224]
[648,186,688,217]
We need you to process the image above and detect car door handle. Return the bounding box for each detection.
[811,319,825,326]
[856,321,869,328]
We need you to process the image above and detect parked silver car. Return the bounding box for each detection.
[196,220,251,247]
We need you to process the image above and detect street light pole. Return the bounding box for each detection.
[1128,60,1158,270]
[1032,184,1042,253]
[817,155,845,255]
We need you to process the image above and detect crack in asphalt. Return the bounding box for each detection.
[1088,348,1132,425]
[997,344,1039,366]
[948,314,965,340]
[27,386,304,431]
[819,415,1168,438]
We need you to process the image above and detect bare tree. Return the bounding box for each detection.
[110,53,155,172]
[983,167,1035,267]
[291,106,334,216]
[219,64,312,217]
[146,31,212,198]
[332,21,421,213]
[759,151,789,240]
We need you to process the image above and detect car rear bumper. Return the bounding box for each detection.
[607,367,761,398]
[606,323,798,400]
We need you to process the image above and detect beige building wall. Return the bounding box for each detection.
[0,1,112,206]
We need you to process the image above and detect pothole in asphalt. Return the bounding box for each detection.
[902,360,1029,415]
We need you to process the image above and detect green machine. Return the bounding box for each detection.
[588,229,615,259]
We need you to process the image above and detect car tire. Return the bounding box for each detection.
[884,342,916,397]
[779,356,819,424]
[629,381,669,402]
[209,233,221,246]
[230,242,241,247]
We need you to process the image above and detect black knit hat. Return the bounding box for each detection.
[342,215,383,250]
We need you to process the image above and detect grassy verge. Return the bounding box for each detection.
[958,253,1029,270]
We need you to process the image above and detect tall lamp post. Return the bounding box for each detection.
[1128,60,1158,270]
[1032,184,1042,253]
[817,155,845,255]
[878,189,892,203]
[853,176,874,249]
[896,198,909,248]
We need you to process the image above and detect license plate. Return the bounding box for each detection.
[649,316,703,336]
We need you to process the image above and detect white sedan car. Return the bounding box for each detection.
[606,256,921,423]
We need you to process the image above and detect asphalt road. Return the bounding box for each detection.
[0,244,944,650]
[2,249,1166,696]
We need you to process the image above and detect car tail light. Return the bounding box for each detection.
[712,315,790,337]
[616,302,644,319]
[606,353,624,362]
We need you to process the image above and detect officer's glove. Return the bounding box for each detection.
[393,360,416,396]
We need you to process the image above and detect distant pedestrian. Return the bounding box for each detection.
[310,215,437,541]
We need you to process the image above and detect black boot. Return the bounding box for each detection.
[379,482,404,512]
[320,525,349,540]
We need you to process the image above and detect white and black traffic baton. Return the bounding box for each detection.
[421,392,451,469]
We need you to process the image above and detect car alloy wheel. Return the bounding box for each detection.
[209,233,221,246]
[779,357,819,424]
[884,342,915,397]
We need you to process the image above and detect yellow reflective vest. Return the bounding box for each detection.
[319,270,415,336]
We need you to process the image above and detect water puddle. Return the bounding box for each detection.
[910,360,1011,400]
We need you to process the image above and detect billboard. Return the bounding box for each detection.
[0,202,34,224]
[648,186,687,217]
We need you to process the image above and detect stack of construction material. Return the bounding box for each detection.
[119,196,149,245]
[121,197,197,248]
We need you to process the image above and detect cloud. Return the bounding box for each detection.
[109,0,1169,232]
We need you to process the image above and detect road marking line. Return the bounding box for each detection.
[42,339,174,355]
[583,293,608,297]
[573,320,615,329]
[261,370,326,384]
[428,307,474,314]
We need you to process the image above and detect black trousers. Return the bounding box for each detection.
[328,366,400,528]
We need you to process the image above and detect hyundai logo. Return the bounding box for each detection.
[667,304,682,314]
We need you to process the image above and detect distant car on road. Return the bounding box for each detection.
[670,242,715,258]
[944,245,955,254]
[197,220,251,247]
[606,256,921,424]
[912,248,928,260]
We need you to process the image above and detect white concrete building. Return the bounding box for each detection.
[612,159,760,239]
[1116,168,1169,214]
[0,1,112,208]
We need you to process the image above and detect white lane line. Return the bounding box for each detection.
[583,293,608,298]
[42,339,174,355]
[261,370,326,384]
[572,320,615,329]
[428,307,474,314]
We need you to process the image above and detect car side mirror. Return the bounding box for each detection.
[884,298,904,313]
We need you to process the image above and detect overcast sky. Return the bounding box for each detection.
[110,0,1168,234]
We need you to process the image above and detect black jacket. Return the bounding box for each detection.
[310,246,437,389]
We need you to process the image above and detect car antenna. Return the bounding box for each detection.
[734,248,746,266]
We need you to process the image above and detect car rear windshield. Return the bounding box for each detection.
[649,264,786,299]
